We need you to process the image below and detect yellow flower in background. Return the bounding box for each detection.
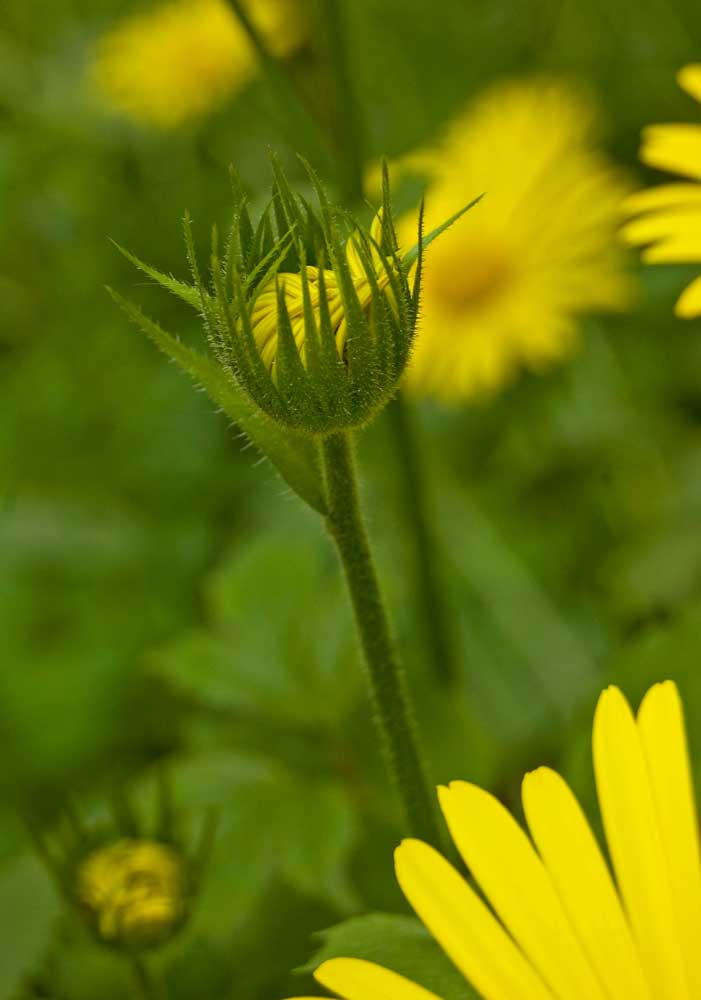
[622,65,701,318]
[77,838,188,949]
[90,0,304,128]
[396,79,633,402]
[289,681,701,1000]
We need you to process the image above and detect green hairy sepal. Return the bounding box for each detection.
[110,155,479,506]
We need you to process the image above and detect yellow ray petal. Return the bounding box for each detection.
[637,682,701,994]
[522,767,651,999]
[621,208,701,247]
[676,276,701,318]
[394,839,552,1000]
[678,64,701,103]
[641,237,701,263]
[439,782,606,1000]
[314,959,443,1000]
[593,686,690,1000]
[641,125,701,180]
[622,184,701,215]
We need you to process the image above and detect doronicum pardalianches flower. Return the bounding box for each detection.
[393,78,633,402]
[289,680,701,1000]
[622,65,701,318]
[112,159,476,437]
[76,839,190,951]
[89,0,305,128]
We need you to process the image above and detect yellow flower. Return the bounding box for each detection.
[77,839,188,949]
[90,0,304,128]
[290,680,701,1000]
[622,65,701,318]
[396,79,632,402]
[249,213,393,376]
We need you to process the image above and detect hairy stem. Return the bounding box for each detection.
[321,0,365,203]
[321,431,440,845]
[387,393,457,686]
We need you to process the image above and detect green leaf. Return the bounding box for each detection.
[111,243,203,311]
[402,193,485,267]
[168,750,358,931]
[107,289,327,514]
[301,913,476,999]
[0,853,60,1000]
[438,476,599,736]
[151,526,359,726]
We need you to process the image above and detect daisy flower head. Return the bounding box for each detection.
[291,680,701,1000]
[622,65,701,318]
[398,79,633,402]
[90,0,305,128]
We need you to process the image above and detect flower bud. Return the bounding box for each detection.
[202,161,419,435]
[76,839,189,951]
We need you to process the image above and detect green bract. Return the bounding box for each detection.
[110,157,480,502]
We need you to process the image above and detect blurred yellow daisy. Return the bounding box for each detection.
[290,680,701,1000]
[397,79,632,402]
[90,0,305,128]
[622,65,701,318]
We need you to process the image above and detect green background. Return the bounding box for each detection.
[3,0,701,996]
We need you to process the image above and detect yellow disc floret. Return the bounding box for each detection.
[77,839,187,949]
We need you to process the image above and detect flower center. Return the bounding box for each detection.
[430,243,513,313]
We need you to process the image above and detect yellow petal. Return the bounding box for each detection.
[675,275,701,317]
[637,682,701,993]
[678,64,701,103]
[314,959,442,1000]
[439,782,606,1000]
[642,237,701,263]
[593,686,690,1000]
[621,208,701,247]
[394,839,551,1000]
[622,183,701,215]
[641,125,701,181]
[522,767,651,999]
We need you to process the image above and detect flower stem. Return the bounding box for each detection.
[224,0,338,182]
[321,430,441,845]
[131,957,166,1000]
[386,393,457,686]
[321,0,365,204]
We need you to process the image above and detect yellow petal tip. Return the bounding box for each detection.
[678,64,701,102]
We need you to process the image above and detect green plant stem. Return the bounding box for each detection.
[131,957,166,1000]
[387,393,457,686]
[224,0,338,182]
[321,0,365,203]
[321,431,441,845]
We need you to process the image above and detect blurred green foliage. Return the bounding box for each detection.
[4,0,701,996]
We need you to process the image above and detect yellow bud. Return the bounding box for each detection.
[77,840,188,950]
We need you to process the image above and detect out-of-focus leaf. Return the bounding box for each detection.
[301,913,475,1000]
[169,749,358,934]
[0,854,60,1000]
[606,523,701,619]
[108,290,327,514]
[438,477,601,737]
[151,528,359,726]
